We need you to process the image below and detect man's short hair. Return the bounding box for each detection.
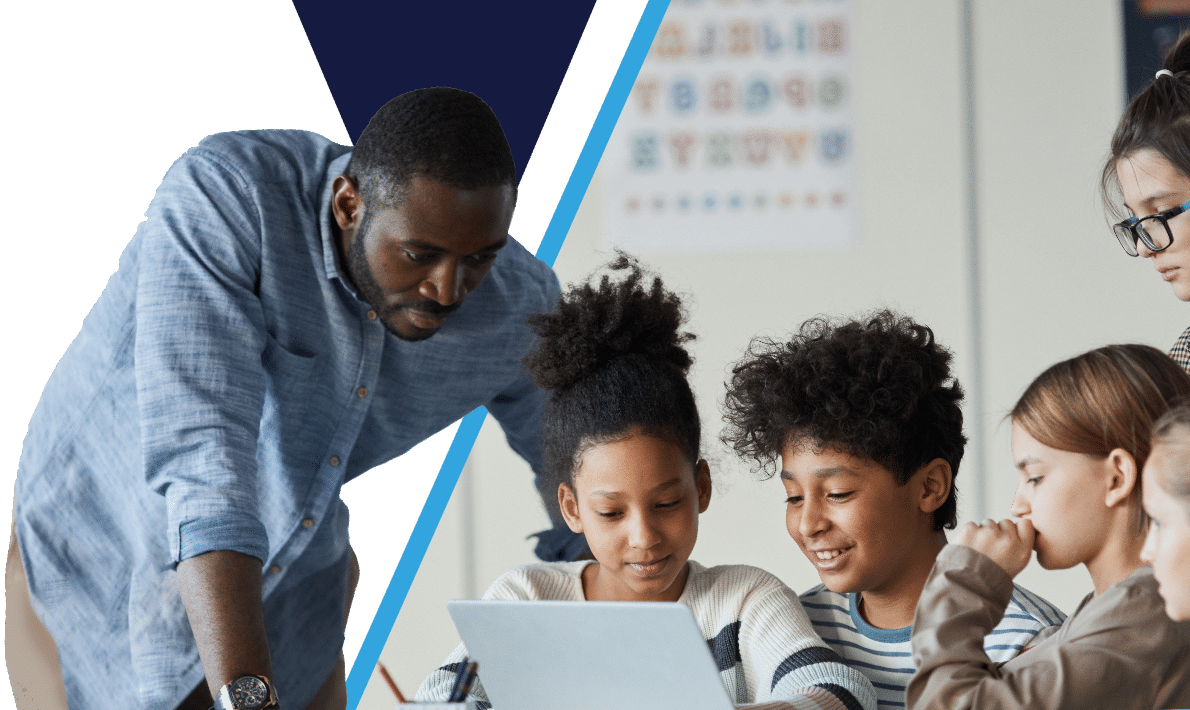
[722,310,966,530]
[345,87,517,209]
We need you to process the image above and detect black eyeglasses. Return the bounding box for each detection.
[1113,198,1190,256]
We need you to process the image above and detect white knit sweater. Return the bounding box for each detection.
[416,560,876,710]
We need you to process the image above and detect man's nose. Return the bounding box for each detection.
[420,258,465,305]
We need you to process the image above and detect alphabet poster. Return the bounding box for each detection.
[603,0,855,252]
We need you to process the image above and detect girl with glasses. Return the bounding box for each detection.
[1104,30,1190,369]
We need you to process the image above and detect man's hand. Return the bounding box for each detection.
[956,518,1035,579]
[177,550,275,704]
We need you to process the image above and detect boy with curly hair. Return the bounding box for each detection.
[721,310,1063,710]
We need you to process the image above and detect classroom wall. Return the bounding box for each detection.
[364,1,1190,705]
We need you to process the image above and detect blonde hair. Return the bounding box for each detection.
[1012,344,1190,531]
[1152,403,1190,505]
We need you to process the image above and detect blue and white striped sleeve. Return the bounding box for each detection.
[739,570,878,710]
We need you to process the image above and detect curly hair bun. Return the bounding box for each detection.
[524,253,695,392]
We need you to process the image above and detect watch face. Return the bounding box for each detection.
[229,676,270,710]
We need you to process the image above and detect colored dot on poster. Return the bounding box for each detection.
[806,192,819,208]
[780,191,794,208]
[728,193,744,211]
[652,195,666,212]
[754,193,768,210]
[626,196,641,213]
[703,194,718,211]
[832,190,847,206]
[677,194,692,211]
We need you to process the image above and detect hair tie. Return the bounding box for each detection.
[1157,69,1177,80]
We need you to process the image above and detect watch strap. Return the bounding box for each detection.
[214,674,279,710]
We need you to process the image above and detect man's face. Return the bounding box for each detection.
[337,174,514,341]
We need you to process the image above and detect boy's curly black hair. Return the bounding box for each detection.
[721,310,966,530]
[523,253,699,494]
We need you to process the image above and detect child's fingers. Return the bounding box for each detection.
[955,518,1033,578]
[1013,517,1036,546]
[955,520,982,547]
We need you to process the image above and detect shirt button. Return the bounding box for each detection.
[367,310,377,320]
[302,519,314,529]
[329,456,341,467]
[269,565,282,574]
[357,387,368,398]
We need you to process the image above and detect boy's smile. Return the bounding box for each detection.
[780,443,949,628]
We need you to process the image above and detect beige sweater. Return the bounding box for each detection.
[908,544,1190,710]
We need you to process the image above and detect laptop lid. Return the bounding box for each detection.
[447,599,735,710]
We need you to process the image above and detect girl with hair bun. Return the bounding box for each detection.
[907,344,1190,710]
[1140,403,1190,621]
[1104,30,1190,369]
[417,255,876,710]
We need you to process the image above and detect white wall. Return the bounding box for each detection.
[367,1,1190,706]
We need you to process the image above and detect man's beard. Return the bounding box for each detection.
[345,217,459,341]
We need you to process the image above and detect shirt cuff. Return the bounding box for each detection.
[175,515,270,563]
[935,543,1015,607]
[165,480,271,563]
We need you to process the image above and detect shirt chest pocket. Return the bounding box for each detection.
[258,333,323,456]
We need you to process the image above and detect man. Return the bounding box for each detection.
[9,88,583,710]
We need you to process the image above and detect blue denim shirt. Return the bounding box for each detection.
[15,130,571,709]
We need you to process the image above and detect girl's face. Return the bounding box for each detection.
[1141,440,1190,620]
[1009,423,1115,570]
[1116,148,1190,300]
[559,430,710,603]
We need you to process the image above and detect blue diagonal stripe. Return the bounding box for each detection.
[344,2,672,706]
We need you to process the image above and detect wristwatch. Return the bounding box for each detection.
[214,674,279,710]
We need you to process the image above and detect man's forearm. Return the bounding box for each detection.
[177,550,275,702]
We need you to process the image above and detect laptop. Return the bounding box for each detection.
[447,599,735,710]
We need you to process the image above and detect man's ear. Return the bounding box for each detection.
[331,174,364,235]
[559,482,584,534]
[1104,448,1139,508]
[696,459,712,514]
[918,458,953,514]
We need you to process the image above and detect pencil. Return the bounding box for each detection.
[447,660,478,702]
[455,661,478,700]
[376,661,407,703]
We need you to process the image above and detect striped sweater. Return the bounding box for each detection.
[800,582,1065,710]
[416,560,877,710]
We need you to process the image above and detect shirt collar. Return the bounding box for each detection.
[319,152,355,289]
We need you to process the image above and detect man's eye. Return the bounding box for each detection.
[465,252,498,267]
[404,250,435,264]
[827,491,853,501]
[596,510,621,519]
[786,496,803,506]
